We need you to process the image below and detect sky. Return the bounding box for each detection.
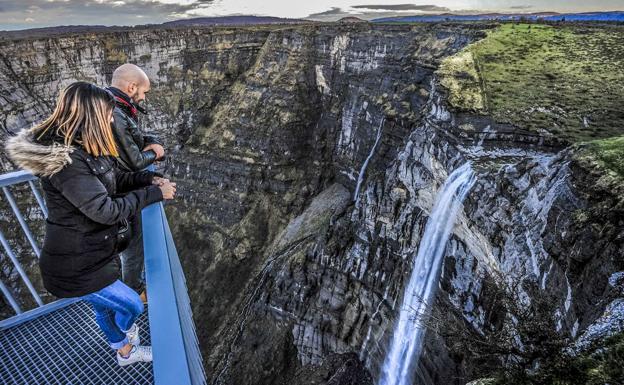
[1,0,623,30]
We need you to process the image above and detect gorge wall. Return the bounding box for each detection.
[1,22,622,384]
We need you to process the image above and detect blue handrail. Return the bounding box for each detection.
[143,200,207,385]
[0,170,37,188]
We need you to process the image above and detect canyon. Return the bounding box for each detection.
[1,22,623,384]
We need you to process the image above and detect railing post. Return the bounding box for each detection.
[0,279,23,314]
[0,230,44,307]
[28,180,48,219]
[2,186,41,258]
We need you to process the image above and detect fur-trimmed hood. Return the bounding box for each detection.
[5,129,74,177]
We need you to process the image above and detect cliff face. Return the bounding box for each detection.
[1,23,622,385]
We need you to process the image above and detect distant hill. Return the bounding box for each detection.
[161,16,306,26]
[0,16,309,39]
[0,25,116,39]
[373,10,624,23]
[337,17,368,24]
[3,11,621,40]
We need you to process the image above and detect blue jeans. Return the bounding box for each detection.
[82,280,144,349]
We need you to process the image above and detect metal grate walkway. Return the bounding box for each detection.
[0,300,153,385]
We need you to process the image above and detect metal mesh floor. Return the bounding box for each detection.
[0,300,153,385]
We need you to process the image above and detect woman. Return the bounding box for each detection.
[6,81,177,366]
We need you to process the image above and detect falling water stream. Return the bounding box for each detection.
[378,163,476,385]
[354,117,385,205]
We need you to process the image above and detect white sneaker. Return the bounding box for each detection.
[126,323,140,346]
[117,345,153,366]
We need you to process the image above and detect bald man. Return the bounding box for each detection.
[107,63,166,299]
[108,63,165,169]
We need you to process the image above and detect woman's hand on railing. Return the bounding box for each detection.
[158,181,176,200]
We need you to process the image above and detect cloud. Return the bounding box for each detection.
[306,3,454,21]
[351,4,450,12]
[306,7,346,18]
[509,5,534,10]
[0,0,209,14]
[0,0,216,30]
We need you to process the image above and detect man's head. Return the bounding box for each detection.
[111,63,150,103]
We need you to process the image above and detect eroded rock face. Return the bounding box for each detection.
[289,353,374,385]
[1,22,622,385]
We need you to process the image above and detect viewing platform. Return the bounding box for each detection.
[0,169,206,384]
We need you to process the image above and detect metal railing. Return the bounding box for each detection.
[0,170,46,314]
[142,166,207,385]
[0,168,206,384]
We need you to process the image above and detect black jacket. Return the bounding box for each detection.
[107,87,163,172]
[6,129,163,298]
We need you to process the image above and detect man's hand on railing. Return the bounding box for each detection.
[158,181,176,200]
[143,143,165,160]
[151,176,169,186]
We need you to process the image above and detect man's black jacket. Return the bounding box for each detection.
[108,87,163,172]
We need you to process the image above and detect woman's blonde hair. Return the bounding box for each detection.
[33,81,118,157]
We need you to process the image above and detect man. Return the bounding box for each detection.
[107,63,166,302]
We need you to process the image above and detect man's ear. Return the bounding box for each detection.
[127,82,137,98]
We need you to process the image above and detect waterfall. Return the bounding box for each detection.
[354,117,385,205]
[378,163,476,385]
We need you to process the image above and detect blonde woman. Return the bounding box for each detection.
[6,81,176,366]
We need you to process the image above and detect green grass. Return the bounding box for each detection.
[584,136,624,177]
[576,135,624,180]
[438,23,624,143]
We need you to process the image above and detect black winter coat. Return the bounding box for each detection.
[107,87,162,172]
[6,129,163,298]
